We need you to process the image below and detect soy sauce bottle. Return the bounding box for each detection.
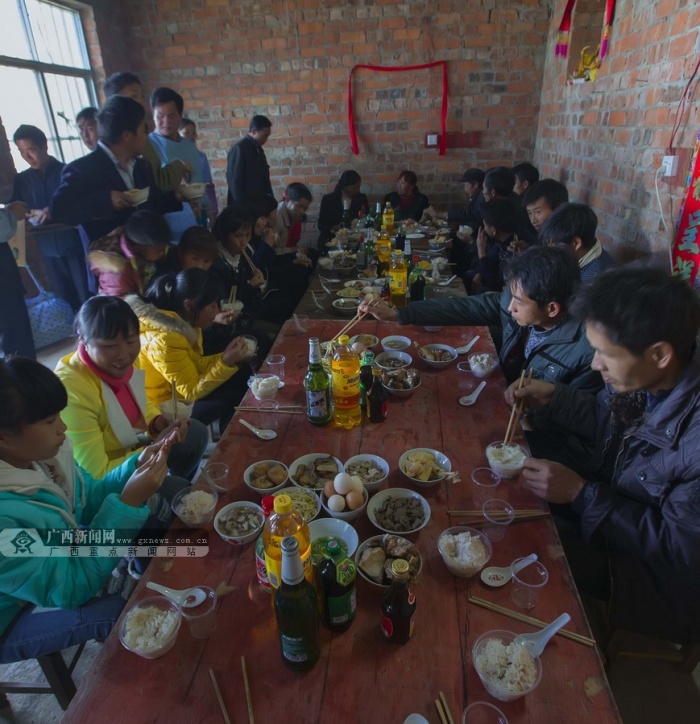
[380,559,416,644]
[367,367,388,423]
[319,539,357,631]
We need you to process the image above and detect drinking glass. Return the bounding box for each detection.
[183,587,218,639]
[203,462,230,493]
[462,702,509,724]
[257,400,280,432]
[511,559,549,610]
[267,354,286,381]
[471,468,501,506]
[481,499,515,542]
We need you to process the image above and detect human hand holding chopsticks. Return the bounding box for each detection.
[522,458,585,504]
[504,376,555,408]
[121,443,170,507]
[358,297,400,322]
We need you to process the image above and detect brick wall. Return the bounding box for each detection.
[536,0,700,259]
[89,0,551,212]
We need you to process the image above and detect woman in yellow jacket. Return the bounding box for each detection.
[127,267,254,432]
[55,296,208,481]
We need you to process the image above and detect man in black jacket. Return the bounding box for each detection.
[226,115,274,206]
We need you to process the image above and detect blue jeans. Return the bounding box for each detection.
[0,594,126,663]
[165,418,209,481]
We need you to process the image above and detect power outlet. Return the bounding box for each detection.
[661,155,679,177]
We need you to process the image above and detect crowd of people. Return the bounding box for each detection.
[1,67,699,682]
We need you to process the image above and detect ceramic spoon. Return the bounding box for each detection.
[480,553,538,587]
[459,380,486,407]
[456,335,480,355]
[239,418,277,440]
[146,582,207,608]
[515,613,572,657]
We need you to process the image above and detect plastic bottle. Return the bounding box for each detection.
[382,202,395,236]
[376,230,392,277]
[389,249,408,308]
[304,338,332,426]
[262,493,313,590]
[319,538,357,631]
[359,349,375,414]
[367,367,389,423]
[274,537,320,671]
[331,335,362,429]
[254,495,276,592]
[380,559,416,644]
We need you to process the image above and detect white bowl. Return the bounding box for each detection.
[375,351,412,371]
[366,487,431,535]
[243,460,289,495]
[123,187,150,206]
[354,535,423,589]
[468,353,499,378]
[332,298,361,316]
[289,453,344,491]
[472,629,543,702]
[119,595,181,659]
[485,441,527,479]
[246,373,280,401]
[320,486,368,522]
[179,182,206,201]
[399,448,452,489]
[380,335,412,352]
[272,486,321,522]
[418,343,457,369]
[171,487,218,527]
[214,501,264,545]
[382,368,422,398]
[423,326,443,332]
[349,333,379,350]
[437,526,492,578]
[344,453,389,492]
[308,518,360,557]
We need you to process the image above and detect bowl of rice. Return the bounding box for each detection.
[472,629,543,702]
[247,373,281,401]
[468,353,499,378]
[171,488,218,527]
[119,595,181,659]
[214,501,264,545]
[437,526,492,578]
[485,441,527,479]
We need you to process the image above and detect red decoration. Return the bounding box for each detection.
[555,0,617,59]
[347,62,449,156]
[673,134,700,289]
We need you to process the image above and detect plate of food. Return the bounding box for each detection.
[272,487,321,522]
[355,534,422,588]
[332,298,361,315]
[366,487,431,535]
[382,368,421,397]
[289,453,344,491]
[336,287,362,298]
[399,448,452,488]
[406,233,426,240]
[417,343,458,369]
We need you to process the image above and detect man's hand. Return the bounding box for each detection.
[31,207,51,225]
[154,420,187,445]
[508,237,528,254]
[121,444,170,508]
[476,227,488,257]
[181,160,193,183]
[358,298,400,322]
[293,251,312,267]
[249,269,266,288]
[421,206,445,222]
[504,378,555,408]
[222,335,253,366]
[521,458,585,504]
[110,191,131,210]
[262,228,280,248]
[6,201,28,221]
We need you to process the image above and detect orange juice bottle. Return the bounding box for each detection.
[262,494,313,589]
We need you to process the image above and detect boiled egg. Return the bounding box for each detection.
[349,475,364,493]
[351,341,365,354]
[323,481,336,499]
[333,472,355,495]
[327,494,346,512]
[345,490,364,510]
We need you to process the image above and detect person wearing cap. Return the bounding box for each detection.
[422,167,486,231]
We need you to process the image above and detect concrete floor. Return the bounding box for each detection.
[1,338,698,722]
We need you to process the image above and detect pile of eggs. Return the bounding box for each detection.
[323,472,365,512]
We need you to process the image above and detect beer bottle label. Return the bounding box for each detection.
[307,390,329,418]
[280,634,310,663]
[381,615,393,638]
[327,588,356,625]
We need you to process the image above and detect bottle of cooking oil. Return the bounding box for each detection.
[382,202,395,236]
[389,249,408,308]
[331,335,362,429]
[262,493,313,589]
[376,230,392,277]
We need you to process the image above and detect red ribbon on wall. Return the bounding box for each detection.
[672,134,700,288]
[555,0,617,58]
[347,61,449,156]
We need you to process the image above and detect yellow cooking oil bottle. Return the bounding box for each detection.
[331,335,362,429]
[262,494,313,589]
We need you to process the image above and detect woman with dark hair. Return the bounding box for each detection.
[0,356,171,662]
[383,170,430,222]
[128,268,254,430]
[55,296,208,481]
[317,170,369,250]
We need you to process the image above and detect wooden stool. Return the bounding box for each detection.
[0,643,85,711]
[605,628,700,674]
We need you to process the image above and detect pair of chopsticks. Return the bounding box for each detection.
[170,380,178,422]
[235,406,304,414]
[330,298,381,342]
[468,597,596,647]
[228,286,237,304]
[435,691,454,724]
[209,656,254,724]
[448,508,548,517]
[241,248,260,276]
[504,368,533,446]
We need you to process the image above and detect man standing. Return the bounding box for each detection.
[226,115,273,206]
[51,95,181,245]
[511,268,700,646]
[11,124,89,311]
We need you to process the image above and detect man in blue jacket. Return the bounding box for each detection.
[511,268,700,645]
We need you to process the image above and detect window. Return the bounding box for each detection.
[0,0,97,168]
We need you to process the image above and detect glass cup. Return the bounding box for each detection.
[267,354,286,381]
[257,400,280,432]
[471,468,502,506]
[511,559,549,610]
[462,701,509,724]
[481,498,515,542]
[182,586,218,639]
[202,462,230,493]
[457,361,476,391]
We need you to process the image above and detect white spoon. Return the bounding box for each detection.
[456,335,480,355]
[438,274,457,286]
[239,418,277,440]
[515,613,572,657]
[480,553,538,587]
[459,380,486,407]
[146,581,207,608]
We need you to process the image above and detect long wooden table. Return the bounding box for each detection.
[64,320,620,724]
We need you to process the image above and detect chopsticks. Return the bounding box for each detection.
[170,380,178,421]
[448,509,548,517]
[209,668,231,724]
[435,691,454,724]
[234,406,304,414]
[331,310,368,342]
[241,655,255,724]
[241,247,260,276]
[228,286,237,304]
[468,597,596,647]
[504,368,532,446]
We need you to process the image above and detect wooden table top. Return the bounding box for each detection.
[65,320,619,724]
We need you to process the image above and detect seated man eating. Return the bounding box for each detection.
[510,267,700,645]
